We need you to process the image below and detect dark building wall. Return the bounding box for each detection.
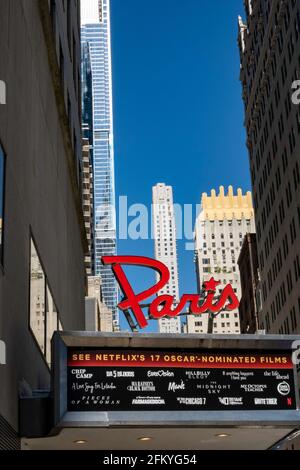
[238,233,259,333]
[0,0,85,437]
[238,0,300,334]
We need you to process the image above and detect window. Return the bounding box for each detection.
[50,0,56,35]
[59,40,64,92]
[67,0,72,57]
[0,142,6,265]
[46,285,58,365]
[30,239,46,355]
[67,92,71,129]
[30,236,62,366]
[290,306,297,331]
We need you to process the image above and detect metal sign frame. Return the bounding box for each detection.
[52,332,300,430]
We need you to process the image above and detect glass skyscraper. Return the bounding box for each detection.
[81,41,93,147]
[81,0,118,326]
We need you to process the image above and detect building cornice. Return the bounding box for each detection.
[200,186,254,221]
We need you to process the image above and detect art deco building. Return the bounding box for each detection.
[238,0,300,334]
[187,186,255,335]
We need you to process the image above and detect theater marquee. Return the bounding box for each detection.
[52,331,300,439]
[67,349,296,412]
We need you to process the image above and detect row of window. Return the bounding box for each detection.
[251,58,299,149]
[0,142,5,267]
[203,230,249,240]
[202,241,243,254]
[50,0,82,186]
[0,139,64,366]
[201,266,237,274]
[194,313,239,328]
[259,204,300,297]
[203,219,251,227]
[242,2,300,332]
[256,172,299,262]
[216,322,239,329]
[203,267,237,275]
[29,237,63,367]
[203,250,239,261]
[264,298,300,334]
[246,3,300,172]
[246,10,300,253]
[262,250,300,320]
[192,329,240,334]
[203,233,245,244]
[242,0,298,110]
[252,109,299,213]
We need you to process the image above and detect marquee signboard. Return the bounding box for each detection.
[67,349,296,412]
[101,255,240,329]
[52,332,300,438]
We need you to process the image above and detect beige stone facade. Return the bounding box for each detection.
[188,186,255,335]
[85,276,113,332]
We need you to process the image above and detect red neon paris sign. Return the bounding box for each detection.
[102,256,239,329]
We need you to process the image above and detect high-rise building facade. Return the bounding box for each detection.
[0,0,86,448]
[81,41,93,149]
[188,186,255,335]
[238,232,261,334]
[152,183,181,334]
[81,0,118,326]
[82,138,94,275]
[238,0,300,335]
[85,276,113,332]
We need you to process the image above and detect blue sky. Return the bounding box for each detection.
[110,0,250,332]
